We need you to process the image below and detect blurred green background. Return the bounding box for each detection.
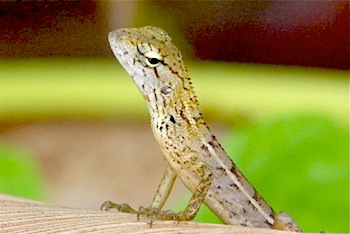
[0,1,348,233]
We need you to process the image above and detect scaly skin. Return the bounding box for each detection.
[105,26,301,232]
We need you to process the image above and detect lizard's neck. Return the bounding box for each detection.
[148,76,214,155]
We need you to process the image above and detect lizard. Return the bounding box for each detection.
[103,26,302,232]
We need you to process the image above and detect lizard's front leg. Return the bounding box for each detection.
[146,159,213,222]
[101,164,176,218]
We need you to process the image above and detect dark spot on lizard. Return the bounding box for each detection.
[165,63,185,79]
[208,140,216,148]
[200,144,206,151]
[179,109,191,125]
[162,98,166,109]
[230,166,242,180]
[216,167,225,172]
[153,89,158,102]
[193,116,202,122]
[230,183,240,190]
[225,200,233,205]
[183,83,189,91]
[153,67,159,78]
[170,115,176,124]
[264,219,273,226]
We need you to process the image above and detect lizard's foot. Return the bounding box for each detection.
[100,200,138,214]
[138,206,191,223]
[101,202,191,226]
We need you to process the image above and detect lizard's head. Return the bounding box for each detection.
[108,26,195,114]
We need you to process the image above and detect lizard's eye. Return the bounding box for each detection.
[144,51,162,67]
[161,86,172,95]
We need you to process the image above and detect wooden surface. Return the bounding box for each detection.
[0,194,296,233]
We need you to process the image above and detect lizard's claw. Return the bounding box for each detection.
[138,206,159,218]
[138,206,160,227]
[101,201,138,214]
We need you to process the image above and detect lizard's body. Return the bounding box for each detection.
[106,26,301,232]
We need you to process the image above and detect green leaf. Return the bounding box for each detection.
[224,114,348,232]
[0,143,47,200]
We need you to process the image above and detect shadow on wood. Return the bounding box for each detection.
[0,194,296,233]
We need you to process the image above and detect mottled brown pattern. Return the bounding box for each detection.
[107,26,302,232]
